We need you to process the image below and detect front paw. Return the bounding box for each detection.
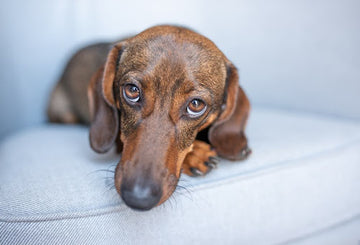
[182,140,218,177]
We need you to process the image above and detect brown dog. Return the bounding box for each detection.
[48,25,251,211]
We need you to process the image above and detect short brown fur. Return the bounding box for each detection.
[48,25,251,210]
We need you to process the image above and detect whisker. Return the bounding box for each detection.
[173,184,194,202]
[168,194,176,210]
[97,169,115,173]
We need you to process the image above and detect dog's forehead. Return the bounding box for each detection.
[120,26,227,90]
[130,25,225,56]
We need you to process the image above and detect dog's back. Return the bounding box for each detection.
[47,42,111,124]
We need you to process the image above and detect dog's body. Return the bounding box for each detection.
[48,25,251,210]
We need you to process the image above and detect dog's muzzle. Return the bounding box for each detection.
[120,178,162,211]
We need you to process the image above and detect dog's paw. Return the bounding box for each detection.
[182,140,219,177]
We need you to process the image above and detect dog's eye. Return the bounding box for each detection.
[186,99,207,118]
[123,84,140,103]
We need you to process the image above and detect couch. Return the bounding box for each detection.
[1,106,360,244]
[1,1,359,244]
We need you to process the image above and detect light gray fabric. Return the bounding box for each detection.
[281,215,360,245]
[1,108,360,244]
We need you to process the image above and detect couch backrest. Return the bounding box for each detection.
[1,0,359,139]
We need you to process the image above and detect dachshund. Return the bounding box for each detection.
[47,25,251,211]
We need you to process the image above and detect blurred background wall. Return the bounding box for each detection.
[0,0,359,139]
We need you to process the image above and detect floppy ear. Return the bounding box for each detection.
[88,43,125,153]
[208,63,251,160]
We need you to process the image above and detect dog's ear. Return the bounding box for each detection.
[88,43,125,153]
[208,62,251,160]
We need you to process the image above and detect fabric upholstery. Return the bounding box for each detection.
[1,108,360,244]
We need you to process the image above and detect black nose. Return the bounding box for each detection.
[120,181,162,211]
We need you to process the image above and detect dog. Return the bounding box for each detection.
[47,25,251,211]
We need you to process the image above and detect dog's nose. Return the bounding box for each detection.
[120,181,162,211]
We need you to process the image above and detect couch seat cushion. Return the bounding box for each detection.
[1,108,360,244]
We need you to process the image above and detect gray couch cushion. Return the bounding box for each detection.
[1,108,360,244]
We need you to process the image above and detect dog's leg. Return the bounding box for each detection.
[47,82,79,124]
[182,140,218,177]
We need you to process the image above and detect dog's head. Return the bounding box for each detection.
[88,25,248,210]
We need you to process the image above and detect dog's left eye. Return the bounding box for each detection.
[123,84,140,103]
[186,99,207,118]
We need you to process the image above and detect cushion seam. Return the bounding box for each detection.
[273,213,360,245]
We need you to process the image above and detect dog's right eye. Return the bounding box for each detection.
[123,84,140,103]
